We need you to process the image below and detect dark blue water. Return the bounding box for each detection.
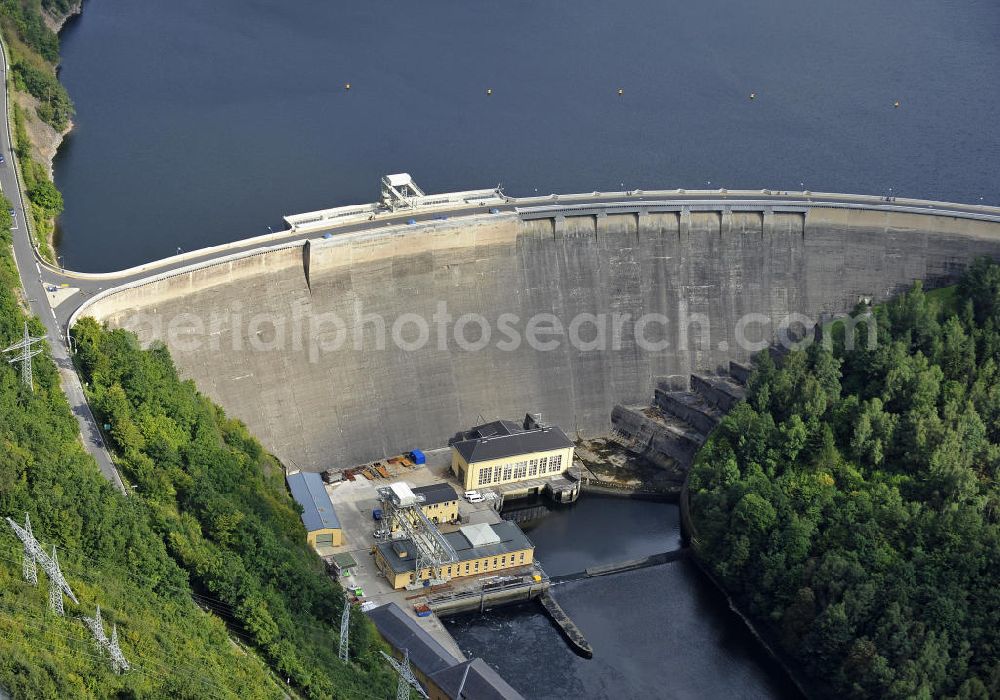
[513,495,682,577]
[54,0,1000,271]
[445,562,799,699]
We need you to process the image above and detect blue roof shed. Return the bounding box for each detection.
[287,471,341,532]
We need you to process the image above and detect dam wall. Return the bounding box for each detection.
[81,204,1000,470]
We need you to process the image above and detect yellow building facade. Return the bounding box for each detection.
[374,521,535,590]
[452,447,574,491]
[449,419,575,491]
[412,483,460,524]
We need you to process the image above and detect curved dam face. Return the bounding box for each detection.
[82,204,1000,470]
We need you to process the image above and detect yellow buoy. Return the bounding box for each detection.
[345,83,351,90]
[486,88,493,96]
[617,88,624,96]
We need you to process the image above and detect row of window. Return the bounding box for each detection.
[476,454,563,486]
[408,551,529,582]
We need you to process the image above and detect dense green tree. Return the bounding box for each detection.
[691,260,1000,698]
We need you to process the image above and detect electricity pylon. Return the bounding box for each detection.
[82,605,130,673]
[5,515,78,615]
[339,596,351,662]
[381,648,428,700]
[3,322,46,392]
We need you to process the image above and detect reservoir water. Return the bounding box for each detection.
[54,0,1000,272]
[446,497,798,699]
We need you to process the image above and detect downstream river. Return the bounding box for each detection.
[446,496,798,699]
[54,0,1000,271]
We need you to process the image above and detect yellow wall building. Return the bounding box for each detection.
[412,483,459,524]
[374,521,535,590]
[449,419,575,491]
[286,471,343,551]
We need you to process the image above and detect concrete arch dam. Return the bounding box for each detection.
[77,201,1000,471]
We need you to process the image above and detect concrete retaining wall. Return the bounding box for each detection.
[81,205,1000,470]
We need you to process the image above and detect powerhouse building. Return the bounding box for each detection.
[449,416,574,491]
[374,521,534,589]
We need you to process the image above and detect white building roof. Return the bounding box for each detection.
[386,173,414,187]
[460,523,502,547]
[390,482,418,507]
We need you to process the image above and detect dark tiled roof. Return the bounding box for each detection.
[429,658,526,700]
[376,521,534,574]
[452,425,573,464]
[366,603,459,677]
[412,482,458,506]
[286,471,340,531]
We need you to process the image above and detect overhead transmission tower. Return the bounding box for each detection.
[3,322,46,392]
[82,605,130,674]
[376,484,458,589]
[339,595,351,662]
[5,514,78,614]
[380,649,428,700]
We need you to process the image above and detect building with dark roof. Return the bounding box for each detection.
[412,483,459,524]
[366,603,525,700]
[366,603,459,680]
[286,471,342,551]
[373,521,535,589]
[428,658,525,700]
[449,414,575,491]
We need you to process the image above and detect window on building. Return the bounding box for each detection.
[503,463,513,481]
[478,466,492,485]
[474,561,480,571]
[549,455,562,472]
[520,552,525,561]
[538,457,548,472]
[465,564,470,573]
[501,556,506,565]
[513,461,527,479]
[528,459,538,477]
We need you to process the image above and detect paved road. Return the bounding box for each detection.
[46,189,1000,331]
[0,38,127,494]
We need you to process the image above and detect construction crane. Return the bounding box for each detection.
[380,649,428,700]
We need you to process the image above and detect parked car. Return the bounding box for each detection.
[322,232,334,239]
[0,154,5,164]
[489,207,500,214]
[406,218,417,225]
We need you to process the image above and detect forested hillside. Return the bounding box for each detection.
[0,0,74,261]
[690,262,1000,699]
[0,200,394,697]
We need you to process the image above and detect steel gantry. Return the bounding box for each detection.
[376,484,458,589]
